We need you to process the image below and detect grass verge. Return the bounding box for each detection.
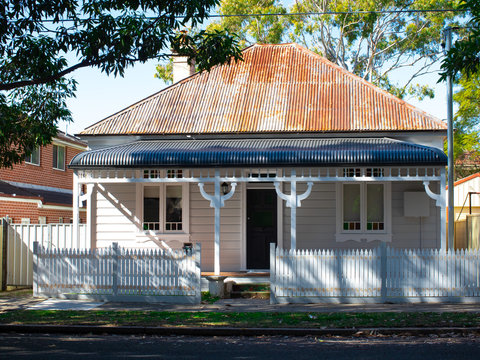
[0,311,479,328]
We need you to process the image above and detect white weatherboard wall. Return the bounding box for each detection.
[284,181,440,250]
[93,181,243,272]
[91,173,442,271]
[282,182,336,250]
[95,183,138,247]
[392,182,439,248]
[189,183,242,272]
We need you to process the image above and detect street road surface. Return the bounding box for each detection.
[0,333,479,359]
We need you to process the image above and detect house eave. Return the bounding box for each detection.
[77,129,447,140]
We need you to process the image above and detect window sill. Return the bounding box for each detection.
[335,233,392,243]
[136,232,191,241]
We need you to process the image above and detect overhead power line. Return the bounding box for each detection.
[33,8,466,23]
[207,8,465,19]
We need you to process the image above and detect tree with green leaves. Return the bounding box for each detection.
[289,0,459,99]
[155,0,287,83]
[207,0,288,47]
[451,73,480,178]
[438,0,480,175]
[440,0,480,80]
[0,0,242,168]
[191,0,459,99]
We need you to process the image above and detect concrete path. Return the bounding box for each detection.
[2,293,480,312]
[27,299,103,311]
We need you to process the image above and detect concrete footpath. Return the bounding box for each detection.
[2,295,480,313]
[1,293,480,337]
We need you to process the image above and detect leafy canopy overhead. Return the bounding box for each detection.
[198,0,459,100]
[155,0,288,83]
[438,0,480,173]
[440,0,480,80]
[288,0,459,99]
[0,0,242,168]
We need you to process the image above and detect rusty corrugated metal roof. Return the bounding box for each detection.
[80,43,446,136]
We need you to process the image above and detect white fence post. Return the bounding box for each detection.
[32,241,39,297]
[380,242,387,302]
[112,242,119,296]
[270,243,276,304]
[194,243,202,303]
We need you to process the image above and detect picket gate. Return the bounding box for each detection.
[270,243,480,304]
[33,242,201,304]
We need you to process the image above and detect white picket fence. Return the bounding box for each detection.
[33,242,201,303]
[7,223,88,286]
[270,243,480,304]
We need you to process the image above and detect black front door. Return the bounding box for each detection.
[247,189,277,269]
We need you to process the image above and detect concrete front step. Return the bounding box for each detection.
[230,284,270,299]
[230,291,270,299]
[201,276,270,292]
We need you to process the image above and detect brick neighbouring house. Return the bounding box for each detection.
[0,131,87,224]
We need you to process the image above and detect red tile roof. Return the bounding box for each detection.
[81,43,447,136]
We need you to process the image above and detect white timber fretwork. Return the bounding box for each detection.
[274,169,313,250]
[73,166,447,274]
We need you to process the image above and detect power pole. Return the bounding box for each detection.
[445,26,455,250]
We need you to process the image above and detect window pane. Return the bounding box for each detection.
[57,146,65,170]
[166,186,182,230]
[53,145,58,168]
[367,184,384,230]
[343,184,360,230]
[143,187,159,230]
[32,148,40,164]
[26,147,40,165]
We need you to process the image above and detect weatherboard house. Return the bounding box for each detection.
[70,43,447,275]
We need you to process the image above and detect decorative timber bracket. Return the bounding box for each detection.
[273,169,314,250]
[198,182,237,208]
[423,181,444,207]
[197,169,237,275]
[423,174,448,250]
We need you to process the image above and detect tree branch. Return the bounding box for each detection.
[0,60,103,91]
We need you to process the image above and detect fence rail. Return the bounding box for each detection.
[34,242,201,303]
[270,243,480,304]
[6,223,87,286]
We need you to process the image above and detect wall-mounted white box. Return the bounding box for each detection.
[404,192,430,217]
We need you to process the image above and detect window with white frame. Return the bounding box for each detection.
[143,184,185,232]
[25,147,40,165]
[336,181,391,241]
[53,145,65,170]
